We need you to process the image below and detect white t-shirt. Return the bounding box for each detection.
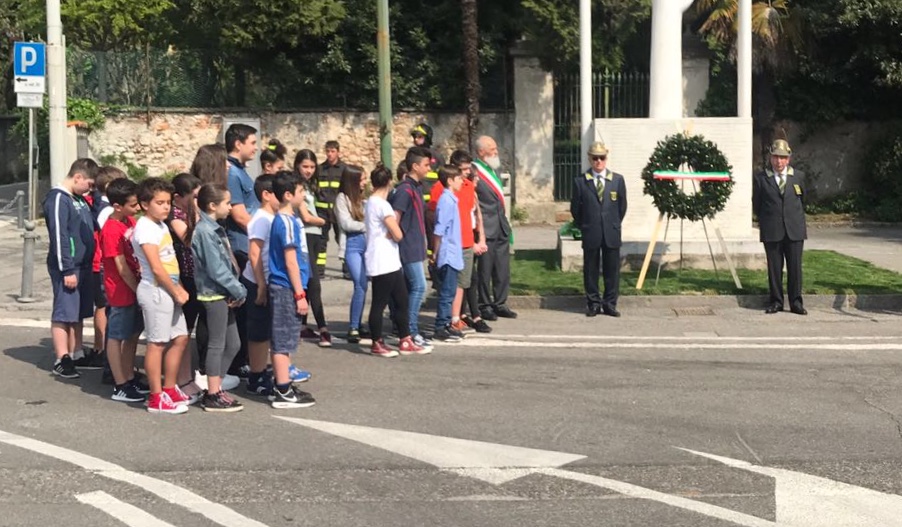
[242,209,275,284]
[132,217,179,285]
[365,196,401,277]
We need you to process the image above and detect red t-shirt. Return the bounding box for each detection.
[100,215,140,307]
[430,179,476,248]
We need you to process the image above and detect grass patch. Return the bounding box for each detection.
[510,249,902,296]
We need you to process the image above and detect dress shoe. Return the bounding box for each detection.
[480,309,498,321]
[602,306,621,318]
[494,305,518,319]
[790,306,808,315]
[764,304,783,314]
[586,305,600,317]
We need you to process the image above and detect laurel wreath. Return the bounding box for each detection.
[641,134,734,222]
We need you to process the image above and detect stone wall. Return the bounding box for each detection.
[88,110,514,177]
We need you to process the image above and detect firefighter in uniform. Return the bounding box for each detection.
[316,140,346,278]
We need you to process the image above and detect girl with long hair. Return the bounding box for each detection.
[293,149,332,348]
[260,139,287,174]
[335,165,368,343]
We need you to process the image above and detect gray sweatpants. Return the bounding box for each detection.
[201,300,240,378]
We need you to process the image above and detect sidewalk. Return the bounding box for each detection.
[1,218,900,318]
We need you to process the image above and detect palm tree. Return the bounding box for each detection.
[461,0,480,152]
[694,0,801,157]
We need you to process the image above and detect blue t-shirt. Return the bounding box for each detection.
[226,157,260,255]
[268,212,310,290]
[434,189,464,271]
[388,177,427,264]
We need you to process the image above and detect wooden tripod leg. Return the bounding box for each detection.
[710,219,743,289]
[636,213,665,290]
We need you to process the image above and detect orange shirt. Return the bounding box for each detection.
[431,178,476,248]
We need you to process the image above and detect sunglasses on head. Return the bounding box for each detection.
[592,155,606,161]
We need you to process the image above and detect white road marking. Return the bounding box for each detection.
[473,334,902,342]
[454,340,902,351]
[76,491,178,527]
[274,416,585,484]
[539,467,775,527]
[0,430,270,527]
[680,448,902,527]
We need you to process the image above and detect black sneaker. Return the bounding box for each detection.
[52,355,80,379]
[433,327,462,343]
[480,309,498,322]
[347,329,360,344]
[129,378,151,395]
[73,349,106,369]
[112,383,146,403]
[447,325,465,339]
[202,391,244,413]
[246,373,274,397]
[269,386,316,409]
[473,319,492,333]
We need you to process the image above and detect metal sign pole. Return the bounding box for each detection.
[28,108,36,221]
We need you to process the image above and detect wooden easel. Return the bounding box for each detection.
[636,174,742,290]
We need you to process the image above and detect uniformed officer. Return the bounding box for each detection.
[752,139,807,315]
[569,142,627,317]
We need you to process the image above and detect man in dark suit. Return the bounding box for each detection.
[570,142,628,317]
[752,139,808,315]
[473,135,517,320]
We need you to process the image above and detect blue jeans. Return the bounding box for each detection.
[435,264,459,328]
[345,232,368,330]
[402,260,427,337]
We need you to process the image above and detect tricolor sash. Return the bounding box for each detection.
[472,159,505,210]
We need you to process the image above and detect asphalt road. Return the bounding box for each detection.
[2,305,902,526]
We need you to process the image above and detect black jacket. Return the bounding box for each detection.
[317,160,346,225]
[752,168,807,243]
[570,169,628,249]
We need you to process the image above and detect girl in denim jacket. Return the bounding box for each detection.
[192,183,247,412]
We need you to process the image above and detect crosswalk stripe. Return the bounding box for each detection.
[76,491,178,527]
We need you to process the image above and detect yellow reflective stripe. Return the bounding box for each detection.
[426,171,438,180]
[329,181,340,188]
[198,294,226,302]
[317,181,330,188]
[315,202,332,209]
[427,250,433,256]
[423,195,431,201]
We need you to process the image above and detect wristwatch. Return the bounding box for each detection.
[294,291,306,301]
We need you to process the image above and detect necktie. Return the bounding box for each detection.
[596,175,604,200]
[777,173,786,194]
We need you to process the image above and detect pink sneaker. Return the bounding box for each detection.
[398,336,432,356]
[147,392,189,415]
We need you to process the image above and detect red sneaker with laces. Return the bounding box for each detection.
[371,339,399,358]
[398,336,432,356]
[147,392,189,414]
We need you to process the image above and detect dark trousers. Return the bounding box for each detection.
[228,250,249,374]
[369,270,409,342]
[477,238,511,312]
[301,233,327,329]
[464,255,480,318]
[315,225,329,277]
[583,245,621,309]
[764,237,804,309]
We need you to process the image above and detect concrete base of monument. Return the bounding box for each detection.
[557,235,766,273]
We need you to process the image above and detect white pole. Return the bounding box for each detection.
[579,0,592,171]
[46,0,68,187]
[737,0,753,118]
[649,0,695,119]
[28,108,35,221]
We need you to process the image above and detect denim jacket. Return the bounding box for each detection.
[191,213,247,302]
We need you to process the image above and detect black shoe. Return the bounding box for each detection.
[73,349,105,369]
[447,325,465,339]
[602,305,621,318]
[586,305,600,317]
[473,319,492,333]
[269,386,316,409]
[433,327,461,342]
[765,303,783,314]
[790,306,808,315]
[347,329,361,344]
[52,355,80,379]
[494,305,518,319]
[202,391,244,413]
[111,383,146,403]
[480,309,498,321]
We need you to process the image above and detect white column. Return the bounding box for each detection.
[737,0,753,118]
[649,0,695,119]
[579,0,592,171]
[46,0,68,186]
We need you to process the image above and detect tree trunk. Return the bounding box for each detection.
[461,0,480,153]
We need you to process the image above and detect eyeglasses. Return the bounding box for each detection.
[591,156,607,161]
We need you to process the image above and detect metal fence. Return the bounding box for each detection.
[553,70,649,201]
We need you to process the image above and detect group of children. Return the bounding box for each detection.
[42,123,499,415]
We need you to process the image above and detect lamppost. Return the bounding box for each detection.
[377,0,392,169]
[46,0,67,187]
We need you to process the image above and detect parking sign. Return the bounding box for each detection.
[13,42,46,94]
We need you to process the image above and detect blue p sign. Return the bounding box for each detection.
[13,42,46,77]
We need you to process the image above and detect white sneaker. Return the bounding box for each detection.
[221,374,240,391]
